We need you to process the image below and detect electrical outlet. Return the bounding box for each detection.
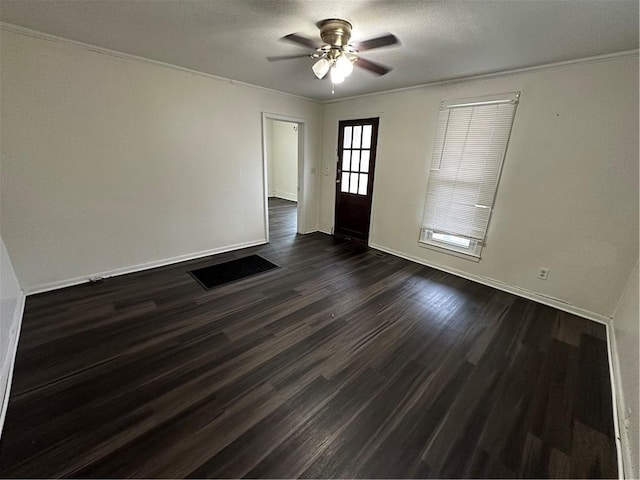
[537,267,550,280]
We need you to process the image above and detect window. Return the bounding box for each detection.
[420,92,519,259]
[340,124,373,195]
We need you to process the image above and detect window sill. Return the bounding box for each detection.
[418,240,481,262]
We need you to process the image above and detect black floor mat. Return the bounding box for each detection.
[190,254,279,290]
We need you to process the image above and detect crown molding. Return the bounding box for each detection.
[1,21,637,106]
[322,49,639,104]
[0,22,322,104]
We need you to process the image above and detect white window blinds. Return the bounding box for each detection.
[421,92,519,246]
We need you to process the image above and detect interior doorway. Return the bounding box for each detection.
[262,113,305,242]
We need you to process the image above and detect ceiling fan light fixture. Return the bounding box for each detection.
[275,18,397,93]
[330,65,345,84]
[335,54,354,78]
[312,58,331,79]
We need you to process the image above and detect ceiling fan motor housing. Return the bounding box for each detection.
[317,19,353,47]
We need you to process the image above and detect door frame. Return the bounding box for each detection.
[331,112,383,244]
[261,112,306,242]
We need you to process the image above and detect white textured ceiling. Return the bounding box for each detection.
[1,0,638,101]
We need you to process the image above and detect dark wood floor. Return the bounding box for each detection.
[0,197,618,478]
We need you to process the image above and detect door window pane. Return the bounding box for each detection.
[342,150,351,171]
[352,126,362,148]
[341,172,349,192]
[349,173,359,194]
[362,125,372,148]
[343,127,352,148]
[360,150,370,172]
[351,150,360,172]
[359,174,368,195]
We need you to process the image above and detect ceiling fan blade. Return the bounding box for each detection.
[355,57,392,76]
[352,34,399,52]
[266,53,311,62]
[281,33,321,49]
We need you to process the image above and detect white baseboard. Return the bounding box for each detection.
[272,191,297,202]
[318,228,332,236]
[369,242,611,324]
[26,239,267,295]
[0,290,25,439]
[607,321,631,479]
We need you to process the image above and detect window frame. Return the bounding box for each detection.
[339,124,374,196]
[420,229,483,260]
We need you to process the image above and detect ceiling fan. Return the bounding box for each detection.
[268,19,399,91]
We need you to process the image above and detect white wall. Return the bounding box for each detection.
[612,261,639,478]
[0,235,24,436]
[0,28,322,292]
[266,119,298,202]
[319,55,639,319]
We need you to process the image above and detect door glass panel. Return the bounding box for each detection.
[362,125,372,148]
[359,173,368,195]
[341,172,349,192]
[349,173,359,194]
[351,150,360,172]
[360,150,370,172]
[343,127,352,148]
[352,126,362,148]
[342,150,351,171]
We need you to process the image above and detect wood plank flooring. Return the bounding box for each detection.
[0,198,618,478]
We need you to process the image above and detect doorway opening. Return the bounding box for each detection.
[262,113,305,242]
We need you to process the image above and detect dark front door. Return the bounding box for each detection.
[334,118,379,242]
